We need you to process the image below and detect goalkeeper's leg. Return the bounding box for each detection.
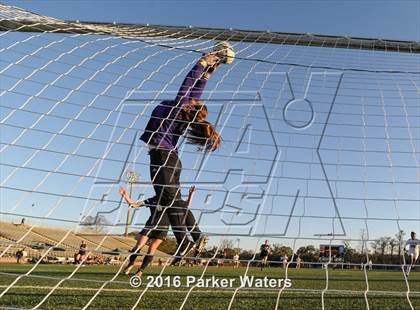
[135,238,163,277]
[124,208,170,274]
[124,234,149,275]
[148,149,194,261]
[169,205,196,266]
[179,200,209,255]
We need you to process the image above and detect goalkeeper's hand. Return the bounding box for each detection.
[199,53,221,80]
[201,53,220,67]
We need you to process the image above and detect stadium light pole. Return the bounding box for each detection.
[124,171,139,237]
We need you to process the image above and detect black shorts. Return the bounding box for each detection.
[139,206,170,240]
[260,252,268,259]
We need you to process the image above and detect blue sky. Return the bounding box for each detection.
[0,0,419,252]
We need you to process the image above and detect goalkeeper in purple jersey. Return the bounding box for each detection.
[139,47,234,263]
[123,43,234,274]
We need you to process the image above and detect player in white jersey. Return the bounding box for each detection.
[233,253,240,269]
[405,231,419,276]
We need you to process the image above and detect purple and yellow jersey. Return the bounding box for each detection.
[140,62,208,150]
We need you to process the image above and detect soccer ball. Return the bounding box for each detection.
[213,41,235,64]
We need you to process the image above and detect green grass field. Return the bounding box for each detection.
[0,264,418,309]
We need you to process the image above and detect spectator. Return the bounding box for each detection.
[16,249,23,264]
[75,240,87,264]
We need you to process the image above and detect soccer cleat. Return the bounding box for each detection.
[135,269,143,277]
[180,241,197,257]
[195,235,209,256]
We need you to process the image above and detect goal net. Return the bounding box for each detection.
[0,4,419,310]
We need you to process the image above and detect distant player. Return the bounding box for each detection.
[296,255,302,269]
[75,241,87,264]
[260,240,271,270]
[405,231,419,276]
[16,249,23,264]
[282,255,288,269]
[217,249,227,267]
[233,253,240,269]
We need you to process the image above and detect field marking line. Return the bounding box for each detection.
[0,285,419,296]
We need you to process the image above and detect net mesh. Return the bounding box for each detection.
[0,4,419,310]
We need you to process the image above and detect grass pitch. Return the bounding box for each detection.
[0,264,418,309]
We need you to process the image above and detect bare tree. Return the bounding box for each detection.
[269,244,293,262]
[395,230,405,260]
[380,237,390,256]
[389,238,398,262]
[371,239,382,254]
[343,241,355,260]
[80,215,109,234]
[359,229,368,253]
[297,245,318,262]
[220,239,234,250]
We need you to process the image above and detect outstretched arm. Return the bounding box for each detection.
[175,54,220,106]
[186,185,197,206]
[119,187,143,208]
